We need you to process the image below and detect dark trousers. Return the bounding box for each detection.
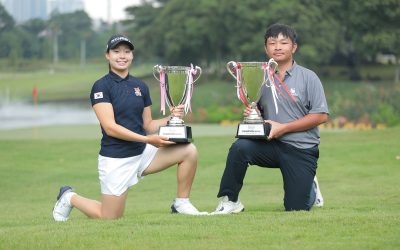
[217,138,319,211]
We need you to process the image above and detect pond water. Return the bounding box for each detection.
[0,102,98,130]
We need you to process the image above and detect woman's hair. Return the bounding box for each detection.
[264,23,297,45]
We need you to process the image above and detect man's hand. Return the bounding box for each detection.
[243,106,253,117]
[265,120,287,140]
[265,113,328,140]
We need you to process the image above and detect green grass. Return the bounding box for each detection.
[0,125,399,249]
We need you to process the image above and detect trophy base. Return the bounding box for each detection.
[236,123,271,139]
[159,125,193,143]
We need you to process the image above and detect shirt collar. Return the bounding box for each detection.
[109,70,130,82]
[286,60,297,76]
[274,60,297,77]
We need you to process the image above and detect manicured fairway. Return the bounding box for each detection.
[0,125,399,249]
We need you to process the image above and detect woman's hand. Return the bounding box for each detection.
[145,134,175,148]
[170,104,185,119]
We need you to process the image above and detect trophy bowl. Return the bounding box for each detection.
[227,61,275,139]
[153,64,201,143]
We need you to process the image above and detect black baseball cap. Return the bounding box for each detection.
[106,34,134,51]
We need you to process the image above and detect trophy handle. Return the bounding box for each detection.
[179,64,200,112]
[267,59,278,72]
[227,61,250,106]
[153,65,161,82]
[226,61,238,80]
[192,66,202,83]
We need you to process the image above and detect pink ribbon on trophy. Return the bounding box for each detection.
[236,63,249,107]
[184,64,196,114]
[159,68,166,115]
[264,59,280,114]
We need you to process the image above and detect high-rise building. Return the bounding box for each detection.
[2,0,48,23]
[1,0,84,24]
[48,0,84,16]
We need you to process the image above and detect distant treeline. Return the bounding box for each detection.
[0,0,399,80]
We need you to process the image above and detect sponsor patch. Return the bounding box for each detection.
[94,92,103,99]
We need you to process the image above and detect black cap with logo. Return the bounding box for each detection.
[106,34,134,52]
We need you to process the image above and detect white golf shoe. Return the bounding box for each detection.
[53,186,74,221]
[211,196,244,215]
[171,200,208,215]
[313,177,324,207]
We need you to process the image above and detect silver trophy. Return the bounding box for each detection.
[227,60,277,138]
[153,64,201,143]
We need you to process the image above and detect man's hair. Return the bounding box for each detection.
[264,23,297,45]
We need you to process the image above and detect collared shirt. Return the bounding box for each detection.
[258,61,329,149]
[90,70,152,158]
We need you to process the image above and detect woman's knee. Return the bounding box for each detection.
[182,143,198,159]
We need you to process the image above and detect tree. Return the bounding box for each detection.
[327,0,400,80]
[122,0,343,69]
[355,0,400,82]
[48,11,92,63]
[0,3,14,32]
[21,19,49,59]
[124,2,162,62]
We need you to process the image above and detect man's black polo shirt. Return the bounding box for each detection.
[90,71,152,158]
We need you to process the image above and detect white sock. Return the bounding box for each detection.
[64,192,76,206]
[174,198,190,205]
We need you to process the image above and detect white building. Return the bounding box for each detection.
[48,0,84,16]
[2,0,48,23]
[1,0,84,24]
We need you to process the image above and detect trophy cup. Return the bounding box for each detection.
[227,60,277,139]
[153,64,201,143]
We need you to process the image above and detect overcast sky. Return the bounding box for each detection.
[83,0,141,22]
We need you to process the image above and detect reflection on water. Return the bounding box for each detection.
[0,102,98,130]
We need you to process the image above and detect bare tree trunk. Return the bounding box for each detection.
[53,33,59,64]
[80,39,86,68]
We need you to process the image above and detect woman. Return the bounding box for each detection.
[53,34,206,221]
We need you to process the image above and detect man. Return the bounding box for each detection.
[212,23,329,213]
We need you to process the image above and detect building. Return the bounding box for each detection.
[48,0,84,16]
[2,0,48,23]
[1,0,84,24]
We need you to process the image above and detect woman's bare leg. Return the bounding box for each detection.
[70,191,128,219]
[143,143,198,198]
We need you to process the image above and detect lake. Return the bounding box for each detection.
[0,101,98,130]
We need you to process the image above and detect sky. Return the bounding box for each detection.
[83,0,142,22]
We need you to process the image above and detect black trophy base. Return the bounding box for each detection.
[159,125,193,143]
[236,123,271,139]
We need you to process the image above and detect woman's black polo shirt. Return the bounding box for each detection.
[90,71,152,158]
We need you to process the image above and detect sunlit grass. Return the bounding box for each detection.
[0,126,399,249]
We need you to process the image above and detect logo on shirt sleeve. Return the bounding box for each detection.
[94,92,103,99]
